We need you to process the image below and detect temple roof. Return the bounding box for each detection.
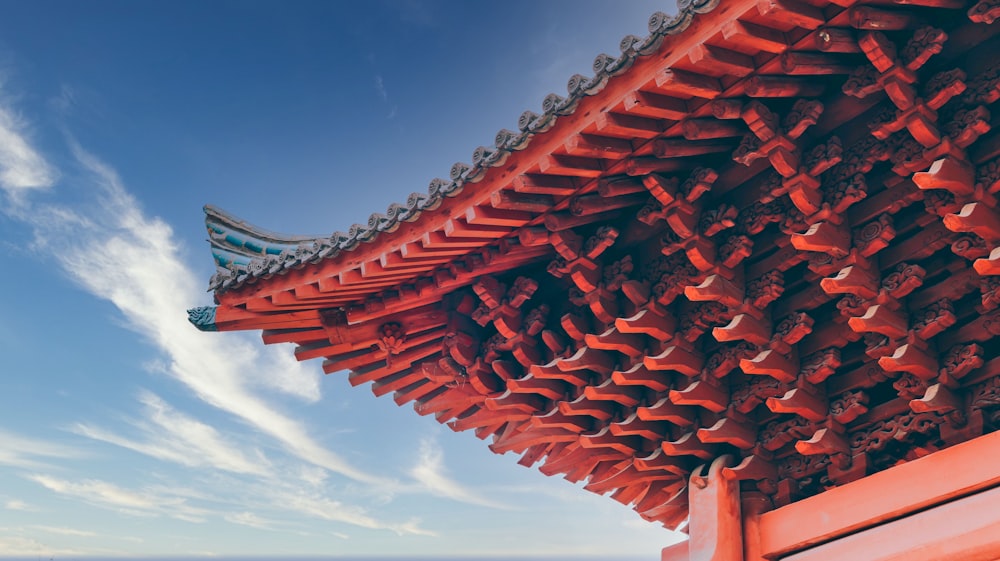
[202,0,722,293]
[192,0,1000,532]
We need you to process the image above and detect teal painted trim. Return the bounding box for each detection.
[210,247,252,268]
[187,306,218,332]
[213,228,299,258]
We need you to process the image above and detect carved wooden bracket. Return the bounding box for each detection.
[737,312,814,388]
[870,68,966,149]
[761,416,814,452]
[943,202,1000,244]
[849,303,909,338]
[638,395,696,427]
[830,390,869,425]
[844,26,947,110]
[645,343,705,377]
[969,0,1000,24]
[704,342,758,380]
[791,220,851,257]
[795,427,850,460]
[662,431,718,460]
[940,343,984,384]
[822,260,880,300]
[697,416,757,450]
[669,375,729,414]
[715,313,772,346]
[375,322,406,365]
[616,304,676,342]
[639,167,716,224]
[879,340,939,380]
[612,361,673,393]
[732,376,785,415]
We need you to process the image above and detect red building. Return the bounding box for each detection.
[190,1,1000,559]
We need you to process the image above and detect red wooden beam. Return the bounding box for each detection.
[758,430,1000,558]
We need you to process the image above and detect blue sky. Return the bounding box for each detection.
[0,1,683,557]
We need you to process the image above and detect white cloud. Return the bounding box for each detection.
[27,474,210,522]
[224,511,278,531]
[409,437,509,510]
[0,87,445,539]
[17,139,391,489]
[259,484,433,536]
[30,525,97,537]
[4,499,35,511]
[0,535,85,557]
[296,465,329,488]
[0,429,82,469]
[72,391,272,477]
[0,105,434,534]
[0,102,57,196]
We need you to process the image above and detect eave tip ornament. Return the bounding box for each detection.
[187,306,218,332]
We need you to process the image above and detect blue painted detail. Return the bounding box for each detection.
[211,247,253,268]
[217,229,296,257]
[203,205,319,269]
[224,233,245,247]
[187,306,218,332]
[243,239,264,254]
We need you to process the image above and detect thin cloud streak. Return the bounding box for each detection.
[29,525,97,537]
[200,473,435,536]
[4,499,35,511]
[223,511,280,531]
[409,437,510,510]
[0,429,83,469]
[71,391,274,477]
[375,75,388,102]
[0,535,88,557]
[27,474,211,522]
[25,524,145,544]
[0,101,56,195]
[373,74,397,118]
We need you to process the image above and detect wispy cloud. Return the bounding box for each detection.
[15,139,392,489]
[27,524,144,544]
[29,525,97,537]
[0,100,56,196]
[255,481,434,536]
[27,474,211,522]
[0,91,432,535]
[72,391,273,477]
[375,75,388,102]
[0,429,83,469]
[409,437,509,510]
[223,511,279,531]
[0,81,531,543]
[4,499,35,511]
[0,535,87,557]
[373,75,397,118]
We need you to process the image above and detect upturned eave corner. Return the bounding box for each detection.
[187,305,218,332]
[196,0,740,298]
